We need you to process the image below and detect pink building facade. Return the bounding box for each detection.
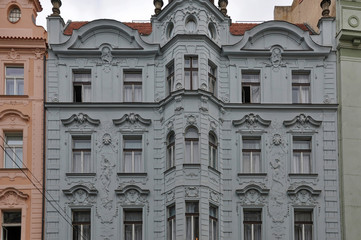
[0,0,46,239]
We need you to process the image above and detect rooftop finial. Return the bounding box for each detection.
[154,0,164,15]
[51,0,62,16]
[218,0,228,16]
[320,0,331,17]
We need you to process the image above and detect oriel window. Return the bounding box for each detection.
[185,202,199,240]
[185,127,199,164]
[167,132,175,169]
[167,62,175,96]
[167,205,176,240]
[208,63,217,95]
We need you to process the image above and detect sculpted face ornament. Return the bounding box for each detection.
[101,47,112,64]
[272,134,282,146]
[102,134,112,145]
[271,47,282,68]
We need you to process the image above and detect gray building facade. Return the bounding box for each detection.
[45,0,340,239]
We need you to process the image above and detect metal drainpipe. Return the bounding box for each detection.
[41,52,46,240]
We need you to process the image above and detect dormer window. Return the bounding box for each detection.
[8,7,21,23]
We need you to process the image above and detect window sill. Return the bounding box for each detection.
[208,166,220,175]
[117,172,148,177]
[164,166,176,175]
[183,163,201,168]
[0,168,28,171]
[66,173,96,177]
[0,95,29,98]
[288,173,318,179]
[238,173,267,177]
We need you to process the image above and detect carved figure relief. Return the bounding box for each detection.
[267,47,286,70]
[101,47,113,64]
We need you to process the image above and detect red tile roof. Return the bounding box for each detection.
[63,21,312,37]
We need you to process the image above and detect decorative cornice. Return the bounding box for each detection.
[0,109,30,121]
[283,114,322,127]
[287,185,321,197]
[236,184,270,196]
[61,113,100,126]
[62,185,98,196]
[113,113,151,126]
[0,187,29,200]
[232,113,271,127]
[115,185,150,196]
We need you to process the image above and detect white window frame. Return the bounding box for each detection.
[123,71,142,102]
[1,210,22,240]
[292,71,311,104]
[5,66,24,95]
[184,127,199,164]
[292,137,312,174]
[73,70,92,103]
[122,135,143,173]
[241,70,261,104]
[184,56,199,90]
[242,137,262,173]
[71,136,91,173]
[4,132,23,169]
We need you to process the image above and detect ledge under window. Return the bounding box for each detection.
[183,163,201,168]
[208,166,220,175]
[66,173,96,177]
[288,173,318,179]
[117,172,148,177]
[237,173,267,177]
[164,166,176,175]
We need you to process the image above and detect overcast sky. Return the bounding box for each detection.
[37,0,293,29]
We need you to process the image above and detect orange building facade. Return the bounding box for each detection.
[0,0,46,240]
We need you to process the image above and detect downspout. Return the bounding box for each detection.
[41,52,46,240]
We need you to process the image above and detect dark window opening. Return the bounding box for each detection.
[242,86,251,103]
[74,85,82,103]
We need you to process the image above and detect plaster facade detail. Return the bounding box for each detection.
[45,0,340,239]
[0,0,46,239]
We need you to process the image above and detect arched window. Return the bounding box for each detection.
[185,127,199,163]
[167,132,175,169]
[209,132,217,169]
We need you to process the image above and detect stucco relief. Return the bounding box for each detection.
[61,113,100,126]
[233,113,271,131]
[166,190,175,203]
[209,191,220,203]
[236,184,269,205]
[63,185,97,205]
[287,185,321,206]
[185,187,199,198]
[113,113,151,127]
[116,186,150,214]
[268,46,286,69]
[8,48,20,61]
[0,188,28,207]
[283,114,322,129]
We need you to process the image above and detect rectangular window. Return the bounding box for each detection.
[243,210,262,240]
[123,136,143,172]
[4,133,23,168]
[209,206,218,240]
[185,128,199,164]
[242,71,260,103]
[167,132,175,169]
[292,72,310,103]
[242,138,261,173]
[5,66,24,95]
[72,210,91,240]
[167,205,176,240]
[294,210,313,240]
[124,71,142,102]
[208,63,217,95]
[73,70,91,102]
[167,62,175,96]
[184,57,198,90]
[209,133,217,169]
[293,137,311,174]
[185,202,199,240]
[72,136,91,173]
[2,211,21,240]
[124,210,142,240]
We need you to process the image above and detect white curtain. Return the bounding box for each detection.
[83,85,91,102]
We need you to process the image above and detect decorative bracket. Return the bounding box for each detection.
[113,113,151,126]
[61,113,100,126]
[283,114,322,128]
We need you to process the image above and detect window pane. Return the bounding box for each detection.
[73,138,91,149]
[124,138,142,149]
[243,73,260,83]
[6,79,15,95]
[124,85,133,102]
[124,72,142,82]
[185,141,191,163]
[185,71,191,89]
[186,202,199,213]
[251,86,260,103]
[125,224,133,240]
[243,139,261,149]
[73,72,91,82]
[252,152,261,173]
[192,141,199,163]
[192,58,198,68]
[72,152,82,172]
[124,211,142,221]
[3,211,21,223]
[17,80,24,95]
[135,224,142,240]
[124,152,132,172]
[134,85,142,102]
[292,73,310,83]
[6,67,24,76]
[244,211,262,221]
[185,128,198,138]
[192,71,198,89]
[300,86,310,103]
[243,153,251,173]
[83,85,91,102]
[134,152,142,172]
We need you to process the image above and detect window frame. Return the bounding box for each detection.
[8,6,21,23]
[185,202,199,240]
[294,209,314,240]
[123,209,143,240]
[1,210,22,240]
[3,132,23,169]
[184,127,199,164]
[241,70,261,104]
[166,132,175,170]
[208,62,217,95]
[208,132,218,169]
[242,136,262,174]
[209,205,218,240]
[71,136,92,174]
[243,209,262,240]
[71,209,91,240]
[292,71,311,104]
[167,62,175,96]
[72,69,92,103]
[123,70,143,102]
[122,135,143,173]
[167,205,176,240]
[184,56,199,90]
[292,136,312,174]
[5,66,24,96]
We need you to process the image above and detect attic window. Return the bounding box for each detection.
[9,7,21,23]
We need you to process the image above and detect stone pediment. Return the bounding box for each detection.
[113,113,151,126]
[232,113,271,128]
[283,114,322,128]
[61,113,100,126]
[223,21,331,55]
[53,20,159,53]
